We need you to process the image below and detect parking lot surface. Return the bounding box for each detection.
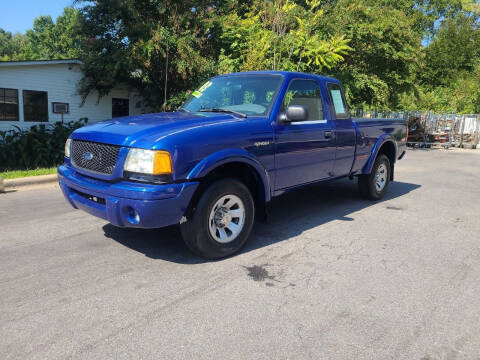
[1,149,480,359]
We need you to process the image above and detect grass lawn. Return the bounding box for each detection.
[0,167,58,180]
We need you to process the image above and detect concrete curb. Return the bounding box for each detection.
[2,174,58,191]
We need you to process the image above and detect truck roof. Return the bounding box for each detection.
[215,70,341,84]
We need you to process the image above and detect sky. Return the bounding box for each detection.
[0,0,73,34]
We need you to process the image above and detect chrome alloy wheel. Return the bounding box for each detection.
[375,163,388,192]
[208,194,246,244]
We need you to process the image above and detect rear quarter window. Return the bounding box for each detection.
[328,83,349,119]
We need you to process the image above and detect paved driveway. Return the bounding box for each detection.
[1,149,480,359]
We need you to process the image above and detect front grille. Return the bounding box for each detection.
[71,140,120,175]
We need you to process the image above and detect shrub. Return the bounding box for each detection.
[0,119,87,171]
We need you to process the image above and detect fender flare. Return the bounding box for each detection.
[186,149,272,202]
[362,135,397,174]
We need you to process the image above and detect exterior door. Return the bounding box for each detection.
[327,83,357,177]
[112,98,129,118]
[274,78,336,190]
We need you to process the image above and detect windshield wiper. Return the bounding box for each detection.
[178,107,190,113]
[198,108,247,118]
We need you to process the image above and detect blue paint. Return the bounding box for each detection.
[58,165,199,228]
[59,71,407,229]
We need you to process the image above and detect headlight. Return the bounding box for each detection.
[124,149,173,175]
[65,138,72,158]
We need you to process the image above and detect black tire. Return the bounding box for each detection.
[358,154,391,200]
[180,178,255,259]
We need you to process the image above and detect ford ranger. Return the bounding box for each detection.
[58,71,407,258]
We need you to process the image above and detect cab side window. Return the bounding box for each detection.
[328,83,349,119]
[283,79,324,121]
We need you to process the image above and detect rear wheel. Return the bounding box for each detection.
[180,178,255,259]
[358,154,391,200]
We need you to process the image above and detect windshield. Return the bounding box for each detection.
[181,75,283,116]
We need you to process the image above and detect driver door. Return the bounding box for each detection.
[274,78,336,190]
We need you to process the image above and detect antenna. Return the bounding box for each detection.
[164,42,169,111]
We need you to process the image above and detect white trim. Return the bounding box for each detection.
[0,60,82,68]
[290,120,328,125]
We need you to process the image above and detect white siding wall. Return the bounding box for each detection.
[0,63,150,131]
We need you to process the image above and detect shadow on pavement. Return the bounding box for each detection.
[0,189,18,194]
[103,179,421,263]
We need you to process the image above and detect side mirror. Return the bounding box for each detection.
[285,105,308,123]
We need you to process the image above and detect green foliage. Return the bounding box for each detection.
[415,4,480,113]
[1,1,479,114]
[76,0,351,110]
[0,8,84,61]
[77,0,478,113]
[0,120,86,171]
[76,0,227,111]
[414,64,480,113]
[218,0,351,73]
[462,0,480,15]
[20,8,85,60]
[422,14,480,87]
[320,0,424,109]
[0,29,28,61]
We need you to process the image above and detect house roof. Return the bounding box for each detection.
[0,59,83,67]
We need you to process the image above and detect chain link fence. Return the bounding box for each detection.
[352,110,480,149]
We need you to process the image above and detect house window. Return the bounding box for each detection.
[112,98,129,118]
[23,90,48,122]
[0,88,19,121]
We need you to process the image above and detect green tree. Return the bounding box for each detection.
[413,2,480,113]
[218,0,351,74]
[461,0,480,15]
[0,29,27,61]
[67,0,480,113]
[19,7,85,60]
[320,0,423,109]
[76,0,228,110]
[414,63,480,114]
[0,29,16,60]
[422,14,480,86]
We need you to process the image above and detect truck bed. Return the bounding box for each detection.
[351,118,408,175]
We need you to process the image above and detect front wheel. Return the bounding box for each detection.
[358,154,391,200]
[180,178,255,259]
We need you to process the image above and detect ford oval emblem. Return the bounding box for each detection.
[82,152,94,161]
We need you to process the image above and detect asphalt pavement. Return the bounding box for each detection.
[1,149,480,359]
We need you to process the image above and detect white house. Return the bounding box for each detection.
[0,59,150,132]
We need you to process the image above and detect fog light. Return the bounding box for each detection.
[126,206,140,225]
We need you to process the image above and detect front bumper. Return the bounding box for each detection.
[58,165,199,228]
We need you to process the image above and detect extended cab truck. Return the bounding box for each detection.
[58,71,407,258]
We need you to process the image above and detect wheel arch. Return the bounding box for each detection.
[184,150,271,220]
[363,136,397,179]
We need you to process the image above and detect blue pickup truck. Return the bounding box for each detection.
[58,71,407,258]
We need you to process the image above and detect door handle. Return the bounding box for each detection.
[324,131,333,139]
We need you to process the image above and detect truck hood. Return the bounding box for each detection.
[71,111,241,148]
